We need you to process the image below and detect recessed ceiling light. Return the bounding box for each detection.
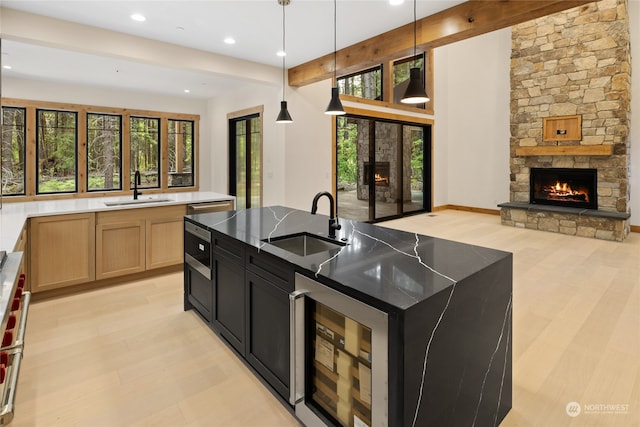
[131,13,146,22]
[389,0,404,5]
[2,65,12,70]
[276,50,286,57]
[224,37,236,45]
[184,89,190,93]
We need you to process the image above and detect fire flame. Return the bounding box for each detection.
[545,180,589,202]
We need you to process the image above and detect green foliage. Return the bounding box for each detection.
[337,119,358,185]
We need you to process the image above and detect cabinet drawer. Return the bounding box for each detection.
[246,248,294,293]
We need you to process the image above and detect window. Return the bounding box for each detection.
[87,113,122,191]
[1,107,26,195]
[130,116,160,189]
[338,66,382,100]
[393,54,426,109]
[229,111,262,210]
[37,109,77,194]
[0,100,199,200]
[168,119,194,187]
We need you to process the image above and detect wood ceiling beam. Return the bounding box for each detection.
[288,0,595,87]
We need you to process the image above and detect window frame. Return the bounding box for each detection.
[35,108,79,195]
[338,65,383,101]
[0,98,199,202]
[1,106,27,196]
[167,118,195,188]
[129,115,161,190]
[86,112,123,192]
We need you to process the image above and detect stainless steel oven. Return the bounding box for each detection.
[184,221,211,280]
[291,273,388,427]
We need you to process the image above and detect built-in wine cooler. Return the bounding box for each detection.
[291,274,388,427]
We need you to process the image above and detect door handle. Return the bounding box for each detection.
[289,290,308,406]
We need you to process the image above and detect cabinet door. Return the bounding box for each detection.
[185,264,213,322]
[96,220,145,279]
[29,213,96,292]
[213,256,245,355]
[146,215,184,270]
[245,271,290,401]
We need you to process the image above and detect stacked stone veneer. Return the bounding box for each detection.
[354,119,413,203]
[502,0,632,241]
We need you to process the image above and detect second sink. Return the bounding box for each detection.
[263,232,346,257]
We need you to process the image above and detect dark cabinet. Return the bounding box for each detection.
[184,264,212,322]
[245,249,294,402]
[212,231,246,355]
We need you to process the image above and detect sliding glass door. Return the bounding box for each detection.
[336,116,430,222]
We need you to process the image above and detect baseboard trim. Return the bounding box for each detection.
[631,225,640,233]
[433,204,501,216]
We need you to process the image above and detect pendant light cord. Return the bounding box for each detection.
[413,0,417,67]
[333,0,337,83]
[333,0,338,87]
[282,1,286,102]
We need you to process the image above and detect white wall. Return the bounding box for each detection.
[206,81,286,205]
[283,80,333,213]
[433,28,512,210]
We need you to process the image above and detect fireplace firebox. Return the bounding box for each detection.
[530,168,597,210]
[364,162,390,187]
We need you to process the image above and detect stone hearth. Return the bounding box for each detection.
[502,0,631,241]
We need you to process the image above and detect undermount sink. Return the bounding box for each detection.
[104,198,173,206]
[263,232,346,257]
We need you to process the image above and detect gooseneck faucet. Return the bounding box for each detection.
[133,170,142,200]
[311,191,341,238]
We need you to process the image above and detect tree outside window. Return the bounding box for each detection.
[87,113,122,191]
[37,109,77,194]
[168,119,194,187]
[1,107,26,195]
[130,117,160,189]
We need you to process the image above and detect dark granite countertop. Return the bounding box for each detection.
[186,206,511,311]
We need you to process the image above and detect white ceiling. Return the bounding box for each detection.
[1,0,465,99]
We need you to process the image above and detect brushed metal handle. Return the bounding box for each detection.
[289,289,308,406]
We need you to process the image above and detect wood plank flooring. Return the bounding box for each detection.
[12,210,639,426]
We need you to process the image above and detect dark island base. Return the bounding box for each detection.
[392,255,512,427]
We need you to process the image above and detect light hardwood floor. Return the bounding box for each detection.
[13,210,639,426]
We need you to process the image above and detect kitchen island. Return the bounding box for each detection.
[185,206,512,427]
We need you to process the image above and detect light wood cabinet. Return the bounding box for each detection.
[29,213,96,293]
[96,220,146,279]
[96,205,186,280]
[146,211,185,270]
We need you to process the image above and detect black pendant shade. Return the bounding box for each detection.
[400,0,430,105]
[325,87,345,116]
[325,0,345,116]
[276,100,293,123]
[401,67,430,104]
[276,0,293,123]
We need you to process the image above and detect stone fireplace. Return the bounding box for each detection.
[530,168,597,210]
[500,0,632,241]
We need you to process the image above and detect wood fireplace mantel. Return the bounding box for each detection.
[515,145,613,156]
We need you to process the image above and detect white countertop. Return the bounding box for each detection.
[0,192,234,251]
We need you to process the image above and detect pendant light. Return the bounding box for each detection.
[401,0,430,104]
[276,0,293,123]
[324,0,345,115]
